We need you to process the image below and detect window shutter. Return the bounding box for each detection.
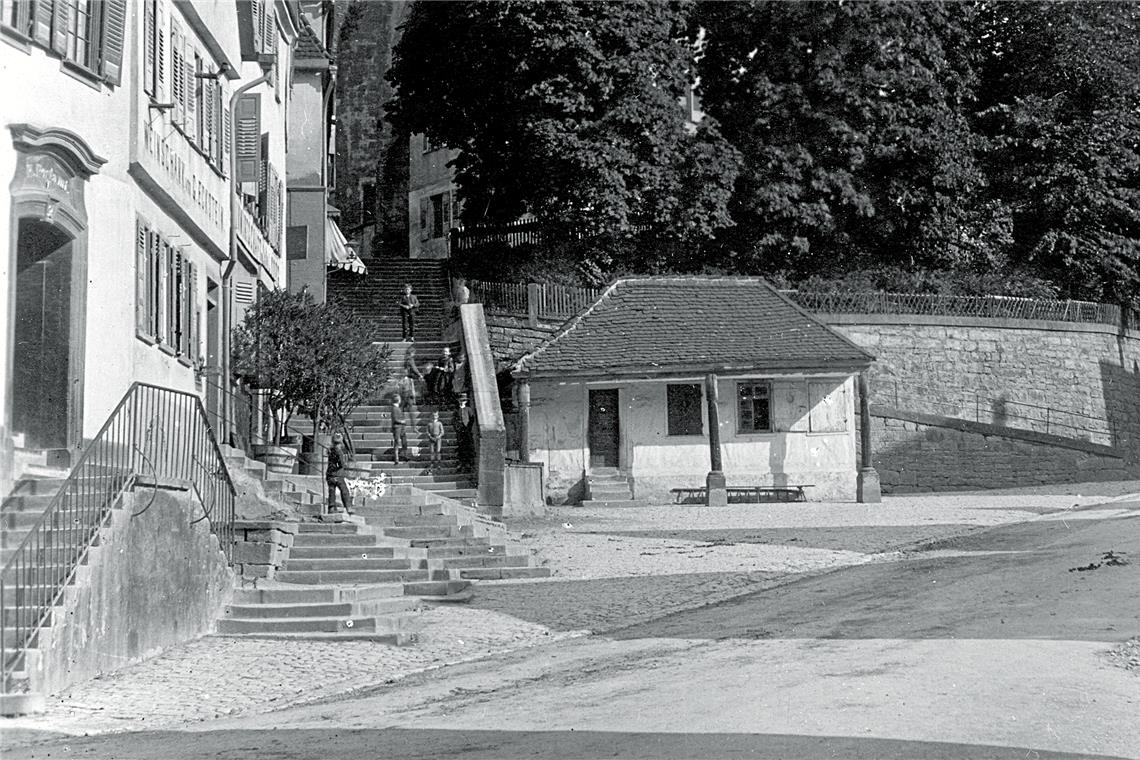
[181,255,192,356]
[419,197,430,239]
[204,78,216,160]
[143,0,155,95]
[155,2,165,100]
[221,103,232,175]
[234,94,261,183]
[184,44,198,143]
[156,239,168,344]
[136,218,150,337]
[251,0,264,54]
[100,0,127,85]
[32,0,53,46]
[189,263,200,362]
[170,20,184,124]
[50,0,69,54]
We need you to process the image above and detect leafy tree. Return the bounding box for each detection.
[388,0,739,248]
[973,2,1140,303]
[231,291,390,445]
[693,1,987,278]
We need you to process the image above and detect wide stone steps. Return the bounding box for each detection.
[458,567,551,581]
[288,544,399,559]
[291,532,377,546]
[283,557,414,572]
[381,526,457,540]
[274,568,430,584]
[231,584,406,605]
[217,613,415,635]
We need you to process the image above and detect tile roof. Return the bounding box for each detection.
[296,16,333,62]
[513,277,874,378]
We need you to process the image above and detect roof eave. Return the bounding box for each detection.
[514,358,873,381]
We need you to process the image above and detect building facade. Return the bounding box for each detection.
[1,0,296,494]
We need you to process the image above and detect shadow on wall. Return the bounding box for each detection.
[1099,358,1140,462]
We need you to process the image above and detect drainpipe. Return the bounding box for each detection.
[221,72,272,446]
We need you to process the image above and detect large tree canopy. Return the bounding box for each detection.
[973,1,1140,302]
[693,1,987,278]
[388,0,738,241]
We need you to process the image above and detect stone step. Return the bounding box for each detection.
[295,522,362,534]
[436,554,530,569]
[224,596,416,620]
[1,509,107,531]
[412,536,493,550]
[275,568,430,584]
[0,692,46,717]
[217,614,416,635]
[215,630,416,644]
[231,583,406,605]
[458,566,552,580]
[287,544,398,559]
[391,514,458,527]
[283,557,415,572]
[381,526,458,540]
[425,543,505,558]
[0,526,97,550]
[291,532,377,546]
[8,478,68,496]
[0,494,57,513]
[579,499,648,508]
[588,484,633,497]
[402,579,473,599]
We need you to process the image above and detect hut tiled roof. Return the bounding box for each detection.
[513,277,874,378]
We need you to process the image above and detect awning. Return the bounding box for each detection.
[326,217,366,274]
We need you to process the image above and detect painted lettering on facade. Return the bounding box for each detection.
[140,119,226,238]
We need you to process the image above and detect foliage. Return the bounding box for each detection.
[973,2,1140,303]
[388,0,739,243]
[694,1,987,278]
[789,265,1058,299]
[231,290,391,443]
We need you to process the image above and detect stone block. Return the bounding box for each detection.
[232,541,280,565]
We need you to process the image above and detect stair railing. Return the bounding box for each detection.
[1,382,235,689]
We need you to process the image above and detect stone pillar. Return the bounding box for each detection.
[857,371,882,503]
[705,373,727,506]
[517,379,531,463]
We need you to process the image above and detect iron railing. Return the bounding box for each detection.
[1,383,235,690]
[783,290,1127,327]
[467,280,602,321]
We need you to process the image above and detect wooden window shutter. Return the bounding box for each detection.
[183,43,198,143]
[203,78,216,160]
[155,2,165,99]
[170,19,184,124]
[155,238,168,344]
[250,0,264,54]
[50,0,68,54]
[143,0,155,95]
[100,0,127,85]
[189,263,200,362]
[136,218,150,337]
[222,102,232,175]
[181,255,192,356]
[419,197,430,239]
[32,0,54,47]
[234,94,261,183]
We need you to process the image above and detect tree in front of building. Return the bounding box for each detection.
[231,290,390,447]
[388,0,739,251]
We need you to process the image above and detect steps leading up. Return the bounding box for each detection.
[328,258,451,342]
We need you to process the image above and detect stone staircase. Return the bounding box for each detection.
[328,258,451,342]
[582,468,646,508]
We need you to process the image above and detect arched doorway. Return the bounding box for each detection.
[6,124,105,462]
[13,218,75,449]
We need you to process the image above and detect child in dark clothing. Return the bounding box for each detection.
[390,394,408,463]
[326,432,353,515]
[398,284,419,341]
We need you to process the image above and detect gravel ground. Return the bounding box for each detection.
[1104,638,1140,672]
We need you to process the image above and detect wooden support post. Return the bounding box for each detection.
[705,373,727,506]
[857,371,881,503]
[526,283,540,328]
[517,379,531,463]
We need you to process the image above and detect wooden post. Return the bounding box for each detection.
[705,373,727,505]
[857,371,881,503]
[526,283,540,327]
[517,379,531,463]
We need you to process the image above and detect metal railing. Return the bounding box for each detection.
[1,383,235,690]
[467,280,602,321]
[881,382,1116,446]
[783,290,1127,327]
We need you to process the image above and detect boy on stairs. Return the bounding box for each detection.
[426,411,445,470]
[399,283,419,341]
[391,394,409,464]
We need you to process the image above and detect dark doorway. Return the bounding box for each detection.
[588,388,620,469]
[13,218,74,450]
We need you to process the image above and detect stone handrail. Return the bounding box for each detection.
[459,303,506,510]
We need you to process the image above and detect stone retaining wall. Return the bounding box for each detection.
[485,314,560,369]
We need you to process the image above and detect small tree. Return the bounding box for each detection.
[231,289,318,445]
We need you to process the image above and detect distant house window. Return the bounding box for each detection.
[430,190,452,238]
[667,384,703,436]
[737,381,771,433]
[3,0,125,84]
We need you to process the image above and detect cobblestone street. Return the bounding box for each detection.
[4,484,1138,747]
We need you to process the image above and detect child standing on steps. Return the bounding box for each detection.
[426,411,445,470]
[390,393,408,464]
[398,283,419,341]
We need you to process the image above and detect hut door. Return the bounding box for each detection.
[588,389,620,469]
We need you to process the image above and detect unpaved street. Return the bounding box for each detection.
[4,497,1138,759]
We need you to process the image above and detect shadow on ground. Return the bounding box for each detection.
[611,516,1140,642]
[3,728,1132,760]
[579,525,985,553]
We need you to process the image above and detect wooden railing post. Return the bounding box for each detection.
[527,282,540,327]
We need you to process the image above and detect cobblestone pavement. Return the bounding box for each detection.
[5,483,1138,744]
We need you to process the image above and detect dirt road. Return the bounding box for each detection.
[6,504,1137,759]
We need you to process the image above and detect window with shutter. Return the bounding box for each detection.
[50,0,68,56]
[170,19,185,124]
[234,94,261,184]
[143,0,155,95]
[221,103,232,175]
[31,0,52,45]
[98,0,126,84]
[155,1,165,99]
[183,41,198,143]
[1,0,32,36]
[136,217,152,339]
[189,263,200,363]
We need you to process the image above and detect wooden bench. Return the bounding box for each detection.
[671,485,814,505]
